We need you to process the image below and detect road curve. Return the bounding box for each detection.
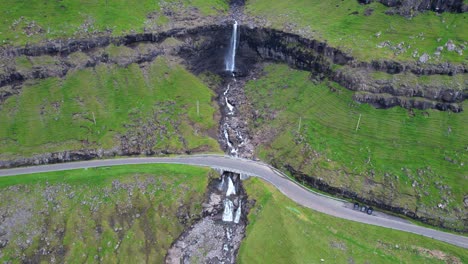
[0,155,467,248]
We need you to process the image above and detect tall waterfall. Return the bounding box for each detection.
[225,21,238,72]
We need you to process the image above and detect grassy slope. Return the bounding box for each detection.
[0,56,220,159]
[239,178,467,263]
[245,63,467,229]
[0,0,228,45]
[0,164,212,263]
[245,0,467,62]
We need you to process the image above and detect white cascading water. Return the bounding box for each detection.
[222,199,234,222]
[223,126,238,156]
[218,175,225,191]
[224,84,230,95]
[225,97,234,114]
[226,177,236,196]
[225,20,238,72]
[234,201,242,224]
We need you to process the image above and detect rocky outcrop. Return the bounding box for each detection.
[353,92,462,112]
[333,66,466,112]
[0,149,118,169]
[359,0,467,15]
[351,60,468,75]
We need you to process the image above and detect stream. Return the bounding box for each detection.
[165,20,252,264]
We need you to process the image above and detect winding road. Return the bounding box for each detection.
[0,155,466,248]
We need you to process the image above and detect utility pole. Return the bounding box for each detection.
[355,114,362,132]
[196,100,200,117]
[297,117,302,133]
[92,112,96,125]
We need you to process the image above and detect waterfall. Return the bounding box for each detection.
[226,177,236,196]
[222,199,234,222]
[225,21,238,72]
[234,201,242,224]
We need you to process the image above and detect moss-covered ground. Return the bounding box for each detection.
[0,0,228,45]
[245,0,467,62]
[0,164,213,263]
[0,57,221,159]
[245,63,467,229]
[239,178,467,263]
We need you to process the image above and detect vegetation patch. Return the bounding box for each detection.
[0,57,220,159]
[0,0,228,45]
[0,164,213,263]
[238,178,467,263]
[245,63,467,229]
[245,0,467,62]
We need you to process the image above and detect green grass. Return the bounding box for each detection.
[0,164,213,263]
[245,0,467,62]
[238,178,468,263]
[0,0,228,45]
[245,63,467,229]
[0,56,220,159]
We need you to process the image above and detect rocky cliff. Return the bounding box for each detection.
[1,24,466,112]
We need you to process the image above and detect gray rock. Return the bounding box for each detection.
[446,40,456,51]
[419,53,430,63]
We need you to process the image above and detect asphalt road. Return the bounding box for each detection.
[0,155,467,248]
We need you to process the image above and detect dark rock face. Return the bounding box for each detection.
[241,27,352,73]
[360,0,467,15]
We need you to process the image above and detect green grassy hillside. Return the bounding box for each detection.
[246,0,467,62]
[0,0,227,45]
[239,178,467,263]
[0,57,220,159]
[0,164,212,263]
[245,63,467,229]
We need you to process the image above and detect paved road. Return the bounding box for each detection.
[0,155,467,248]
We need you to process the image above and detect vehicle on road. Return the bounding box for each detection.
[354,202,373,215]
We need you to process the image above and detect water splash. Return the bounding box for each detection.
[222,199,234,222]
[225,21,238,72]
[226,177,236,196]
[234,201,242,224]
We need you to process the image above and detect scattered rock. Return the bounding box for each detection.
[445,40,456,51]
[419,53,430,63]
